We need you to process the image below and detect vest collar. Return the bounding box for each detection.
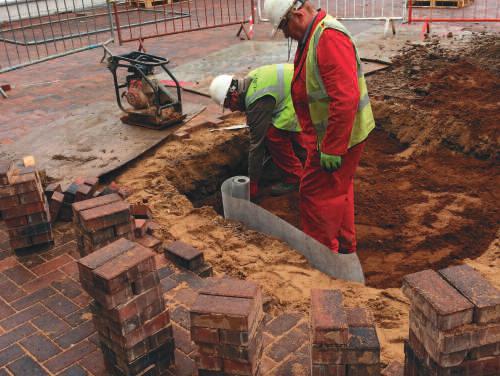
[293,10,326,83]
[299,10,321,49]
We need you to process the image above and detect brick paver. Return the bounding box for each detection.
[0,345,25,368]
[7,355,49,375]
[3,265,36,285]
[31,312,71,339]
[56,364,87,376]
[20,333,61,362]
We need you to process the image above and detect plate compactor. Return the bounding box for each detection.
[108,51,186,129]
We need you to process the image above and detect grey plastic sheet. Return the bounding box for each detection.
[221,176,365,284]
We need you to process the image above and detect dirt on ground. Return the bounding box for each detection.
[110,34,499,366]
[369,33,499,160]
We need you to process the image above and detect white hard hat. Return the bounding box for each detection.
[264,0,296,32]
[209,74,233,105]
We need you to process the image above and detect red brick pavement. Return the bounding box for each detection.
[0,24,274,146]
[0,219,313,375]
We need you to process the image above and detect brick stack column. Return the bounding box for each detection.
[190,277,264,375]
[77,238,175,376]
[0,160,54,250]
[0,161,13,221]
[72,193,134,257]
[310,289,381,376]
[402,266,500,375]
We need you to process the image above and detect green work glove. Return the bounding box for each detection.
[320,152,342,172]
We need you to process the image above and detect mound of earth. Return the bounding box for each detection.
[369,33,499,160]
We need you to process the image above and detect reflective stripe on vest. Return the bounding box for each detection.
[245,64,300,132]
[306,15,375,148]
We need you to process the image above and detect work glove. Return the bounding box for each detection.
[320,152,342,172]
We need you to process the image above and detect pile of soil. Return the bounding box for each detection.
[110,33,499,365]
[369,33,499,160]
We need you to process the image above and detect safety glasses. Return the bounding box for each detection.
[278,12,291,31]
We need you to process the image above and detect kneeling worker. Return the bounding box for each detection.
[209,64,314,199]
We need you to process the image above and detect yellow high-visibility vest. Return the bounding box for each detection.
[306,15,375,148]
[245,64,301,132]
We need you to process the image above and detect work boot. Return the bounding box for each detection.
[270,182,299,196]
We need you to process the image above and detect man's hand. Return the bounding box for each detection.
[320,152,342,172]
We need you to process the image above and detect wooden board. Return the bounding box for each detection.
[0,98,204,186]
[410,0,473,8]
[127,0,173,8]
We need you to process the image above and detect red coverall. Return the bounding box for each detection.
[266,125,315,184]
[246,96,316,197]
[291,10,365,253]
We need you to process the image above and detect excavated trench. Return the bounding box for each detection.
[169,130,249,213]
[114,35,500,290]
[180,130,302,215]
[164,34,500,288]
[149,122,497,290]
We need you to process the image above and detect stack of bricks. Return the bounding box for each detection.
[44,182,64,222]
[0,161,13,220]
[59,177,99,221]
[72,193,134,257]
[165,241,213,277]
[310,289,381,376]
[98,181,134,199]
[190,277,264,375]
[131,204,162,252]
[402,265,500,375]
[78,238,175,376]
[0,160,54,250]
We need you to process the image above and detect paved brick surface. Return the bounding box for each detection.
[0,217,319,375]
[0,22,275,145]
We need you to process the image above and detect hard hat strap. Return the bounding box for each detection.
[279,0,306,30]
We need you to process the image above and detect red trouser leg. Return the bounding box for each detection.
[266,126,304,184]
[294,125,317,153]
[300,142,365,253]
[338,180,356,253]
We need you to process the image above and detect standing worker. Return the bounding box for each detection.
[264,0,376,254]
[209,64,314,199]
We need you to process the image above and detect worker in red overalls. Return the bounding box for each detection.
[264,0,376,253]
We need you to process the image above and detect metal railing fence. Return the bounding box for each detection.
[408,0,500,24]
[1,0,256,72]
[0,0,115,73]
[112,0,255,44]
[257,0,408,22]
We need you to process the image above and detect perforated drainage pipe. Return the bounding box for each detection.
[221,176,366,284]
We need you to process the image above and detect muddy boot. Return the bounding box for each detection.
[270,182,299,196]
